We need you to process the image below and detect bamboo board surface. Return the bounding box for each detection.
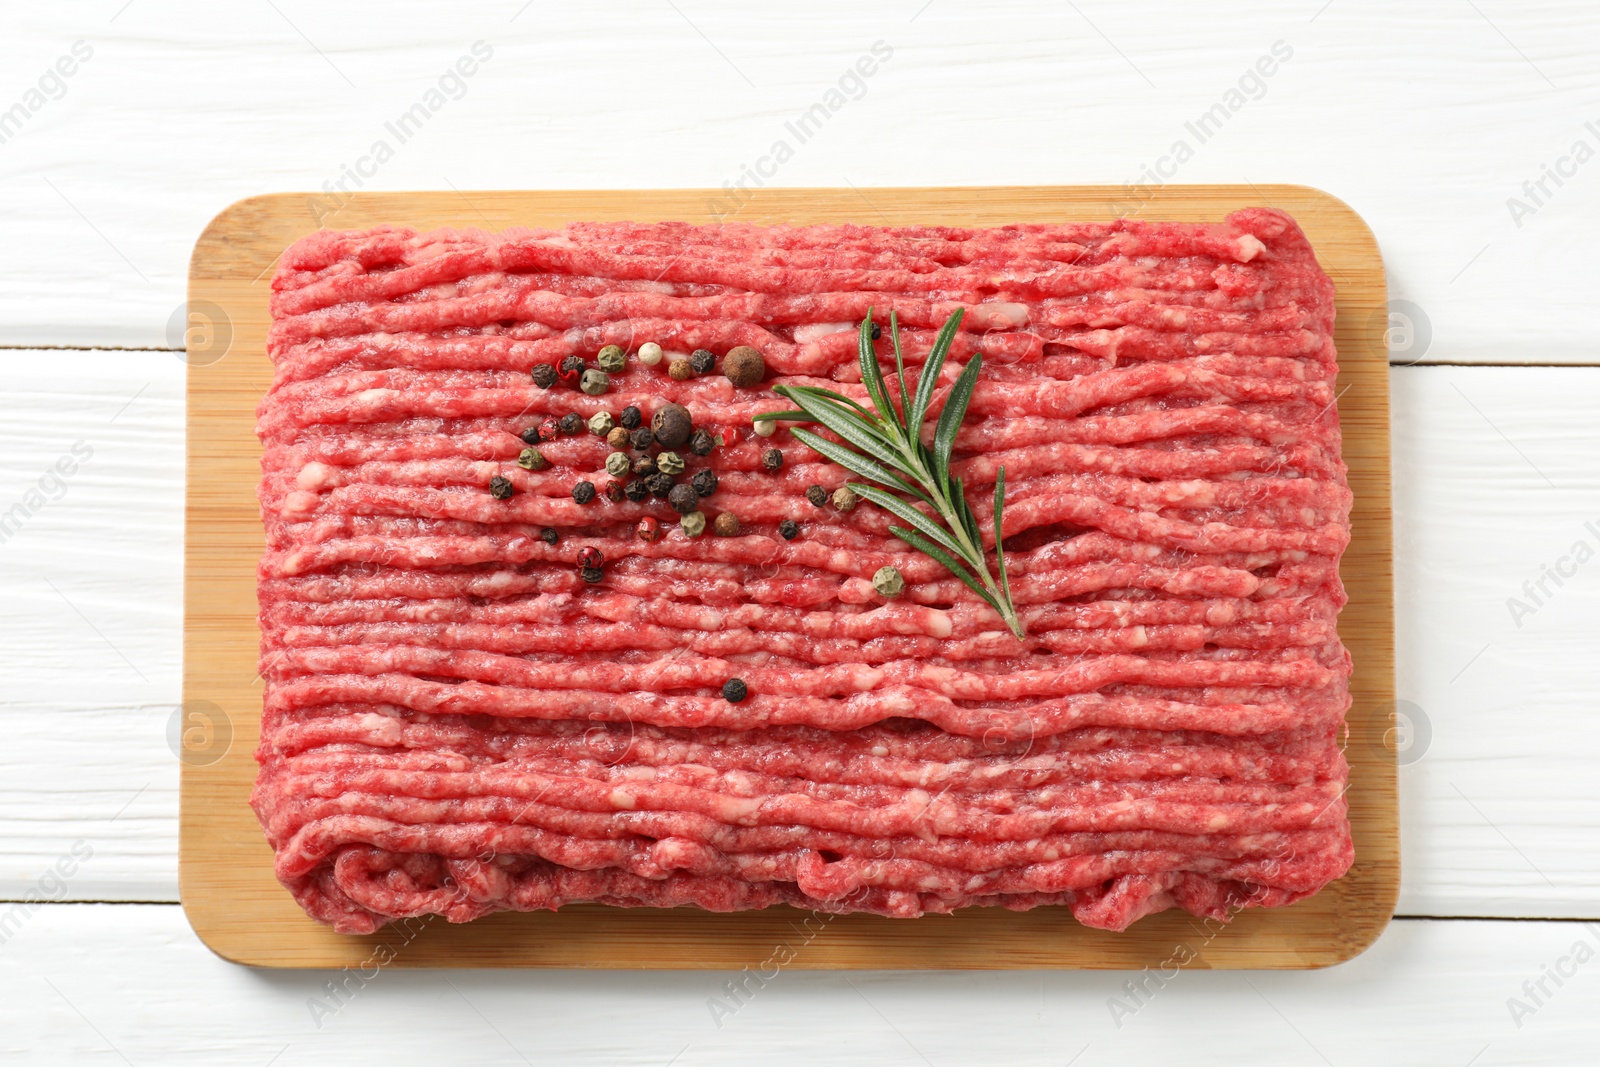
[181,185,1395,969]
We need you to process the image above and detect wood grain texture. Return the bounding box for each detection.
[4,907,1597,1067]
[2,1,1597,362]
[178,184,1395,969]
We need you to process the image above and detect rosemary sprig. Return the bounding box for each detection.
[754,309,1025,639]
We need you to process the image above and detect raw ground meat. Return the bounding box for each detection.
[252,209,1354,935]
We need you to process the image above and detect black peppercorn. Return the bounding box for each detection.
[651,403,693,449]
[690,468,718,497]
[689,348,715,375]
[620,405,642,430]
[540,527,559,545]
[761,447,784,472]
[520,425,541,445]
[779,519,799,540]
[624,478,650,502]
[531,363,557,388]
[572,480,596,504]
[630,426,654,451]
[489,475,513,500]
[722,678,748,703]
[560,412,583,436]
[579,566,604,584]
[805,485,827,508]
[560,354,585,378]
[688,428,715,456]
[667,483,699,515]
[870,323,882,341]
[646,472,674,499]
[631,454,657,477]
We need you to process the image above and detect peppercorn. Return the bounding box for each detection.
[656,450,685,477]
[630,426,654,451]
[681,510,707,538]
[518,447,549,471]
[572,480,596,504]
[596,344,626,373]
[624,478,650,503]
[722,678,748,703]
[520,425,542,445]
[531,363,557,388]
[605,452,631,478]
[752,417,777,437]
[714,511,741,537]
[668,359,693,381]
[603,478,626,503]
[559,412,582,436]
[873,566,904,597]
[722,345,765,388]
[540,527,559,546]
[646,472,674,499]
[588,411,615,437]
[779,519,799,540]
[667,483,699,515]
[689,348,715,375]
[688,427,715,456]
[558,354,585,384]
[637,517,661,543]
[761,447,784,472]
[638,342,663,366]
[631,454,657,477]
[651,402,693,449]
[579,566,604,584]
[806,485,827,508]
[620,405,642,430]
[606,426,631,450]
[832,486,859,512]
[690,468,718,497]
[489,475,513,500]
[577,546,603,570]
[538,416,562,441]
[870,323,882,341]
[579,369,609,396]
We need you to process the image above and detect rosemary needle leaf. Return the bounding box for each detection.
[788,427,925,500]
[994,465,1013,609]
[933,349,983,477]
[890,524,1000,612]
[910,307,965,431]
[857,310,897,433]
[851,483,968,559]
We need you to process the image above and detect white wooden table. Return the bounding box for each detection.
[2,2,1597,1062]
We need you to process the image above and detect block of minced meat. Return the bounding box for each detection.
[251,209,1354,935]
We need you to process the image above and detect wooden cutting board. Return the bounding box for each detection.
[181,185,1396,969]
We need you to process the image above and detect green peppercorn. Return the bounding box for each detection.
[624,479,650,503]
[489,475,514,500]
[689,348,714,375]
[579,369,609,396]
[596,344,626,373]
[630,426,654,451]
[572,480,596,504]
[805,485,827,508]
[681,510,707,537]
[540,527,559,545]
[761,447,784,472]
[779,519,799,540]
[588,411,615,436]
[518,447,548,471]
[690,469,717,497]
[656,450,685,477]
[560,412,582,436]
[646,472,674,499]
[667,483,699,515]
[620,405,642,430]
[688,428,715,456]
[605,452,631,478]
[873,566,904,597]
[722,678,748,703]
[531,363,557,388]
[632,454,657,477]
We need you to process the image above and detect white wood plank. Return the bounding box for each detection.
[0,906,1596,1064]
[3,355,1600,919]
[0,1,1598,360]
